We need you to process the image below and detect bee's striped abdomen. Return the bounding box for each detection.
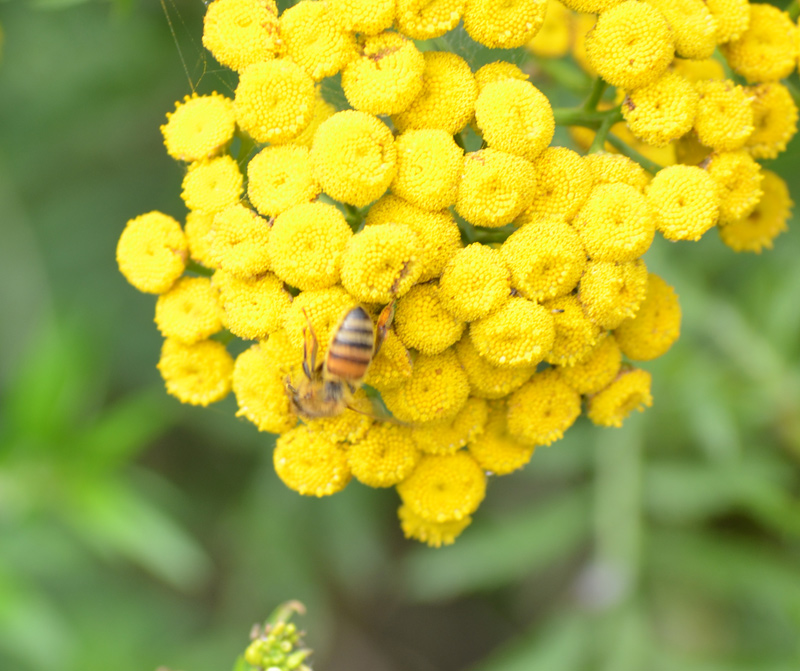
[325,306,375,382]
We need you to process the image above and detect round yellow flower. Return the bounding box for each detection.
[340,223,422,303]
[398,504,472,547]
[304,401,373,448]
[395,0,466,40]
[181,155,243,215]
[396,451,486,523]
[157,338,233,406]
[722,4,796,83]
[470,296,555,368]
[328,0,395,34]
[247,145,320,218]
[583,153,650,193]
[382,350,470,423]
[587,367,653,428]
[291,91,336,149]
[704,150,763,225]
[646,165,720,241]
[268,202,352,291]
[117,211,187,294]
[161,93,236,163]
[234,60,315,144]
[364,330,413,391]
[209,204,271,278]
[392,51,477,135]
[213,269,291,341]
[585,1,674,90]
[644,0,716,59]
[283,286,358,357]
[154,277,222,344]
[572,184,655,263]
[439,244,510,322]
[394,283,465,355]
[411,397,489,455]
[614,273,681,361]
[347,424,421,488]
[341,32,425,116]
[578,258,648,330]
[500,219,586,301]
[311,110,396,207]
[464,0,546,49]
[202,0,280,73]
[517,147,592,223]
[184,211,216,269]
[455,149,537,228]
[274,425,351,496]
[506,369,581,446]
[455,336,534,399]
[474,79,555,162]
[474,62,529,94]
[468,403,535,475]
[526,0,571,59]
[544,294,602,366]
[622,71,698,148]
[558,333,622,395]
[694,80,754,152]
[705,0,750,43]
[745,83,798,160]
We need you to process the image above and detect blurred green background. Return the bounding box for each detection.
[1,1,799,670]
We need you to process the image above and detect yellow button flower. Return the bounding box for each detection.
[558,333,623,396]
[209,204,271,278]
[468,402,535,475]
[181,155,243,215]
[291,91,336,149]
[340,223,422,303]
[268,202,353,291]
[184,211,217,270]
[394,283,465,356]
[578,258,648,330]
[583,153,650,193]
[704,150,763,224]
[470,296,555,368]
[117,211,187,294]
[157,338,234,406]
[615,273,681,361]
[544,294,602,366]
[501,219,586,302]
[161,93,236,163]
[283,286,358,357]
[398,504,472,547]
[722,4,796,83]
[311,110,397,207]
[587,367,653,428]
[155,277,222,344]
[304,390,373,444]
[705,0,750,44]
[573,184,655,263]
[506,369,581,446]
[622,71,698,148]
[411,397,489,455]
[517,147,592,223]
[364,330,413,391]
[342,32,425,116]
[274,425,351,497]
[464,0,546,49]
[395,0,466,40]
[247,145,320,218]
[438,244,511,322]
[392,51,477,135]
[202,0,280,73]
[456,149,537,228]
[213,269,291,341]
[328,0,395,34]
[455,335,535,399]
[474,79,554,162]
[526,0,571,59]
[382,350,470,423]
[397,452,486,523]
[234,60,315,144]
[644,0,717,59]
[585,1,674,90]
[474,62,529,94]
[745,83,799,160]
[647,165,720,241]
[693,80,754,152]
[347,424,421,488]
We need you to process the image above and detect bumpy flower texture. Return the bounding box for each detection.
[117,0,796,546]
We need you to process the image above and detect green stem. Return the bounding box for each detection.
[605,134,663,175]
[552,106,621,128]
[343,203,363,232]
[583,78,608,112]
[588,109,622,154]
[186,259,214,277]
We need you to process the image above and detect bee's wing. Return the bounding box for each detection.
[301,308,320,377]
[373,299,396,358]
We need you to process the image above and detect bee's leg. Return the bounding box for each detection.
[301,308,320,378]
[373,299,397,358]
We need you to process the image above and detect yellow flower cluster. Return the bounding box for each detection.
[117,0,795,547]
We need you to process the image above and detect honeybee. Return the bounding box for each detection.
[286,301,396,419]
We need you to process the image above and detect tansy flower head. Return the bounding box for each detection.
[544,294,602,366]
[578,258,649,330]
[463,0,546,49]
[396,451,486,523]
[455,149,537,228]
[268,202,352,291]
[347,424,421,488]
[158,338,234,406]
[474,62,529,94]
[587,367,653,428]
[202,0,280,73]
[161,93,236,163]
[234,59,315,144]
[394,283,465,356]
[247,145,320,218]
[181,155,243,215]
[583,153,650,193]
[500,219,586,302]
[572,184,655,263]
[705,0,750,44]
[283,286,357,357]
[745,83,799,161]
[280,0,356,81]
[722,4,796,83]
[364,330,413,391]
[644,0,717,60]
[392,51,477,135]
[395,0,466,40]
[614,273,681,361]
[328,0,395,34]
[646,165,719,241]
[117,211,187,294]
[292,91,336,149]
[469,402,535,475]
[154,277,222,344]
[622,71,698,148]
[474,79,555,162]
[506,368,581,446]
[340,223,421,303]
[274,425,351,497]
[517,147,592,223]
[391,129,463,211]
[455,335,534,399]
[411,397,488,455]
[311,110,396,207]
[398,505,472,548]
[438,244,511,322]
[558,333,622,395]
[209,204,271,278]
[341,32,425,116]
[526,0,571,59]
[693,80,754,152]
[304,391,373,445]
[704,150,764,224]
[184,211,217,269]
[381,349,470,423]
[213,269,291,341]
[585,1,674,90]
[469,296,555,368]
